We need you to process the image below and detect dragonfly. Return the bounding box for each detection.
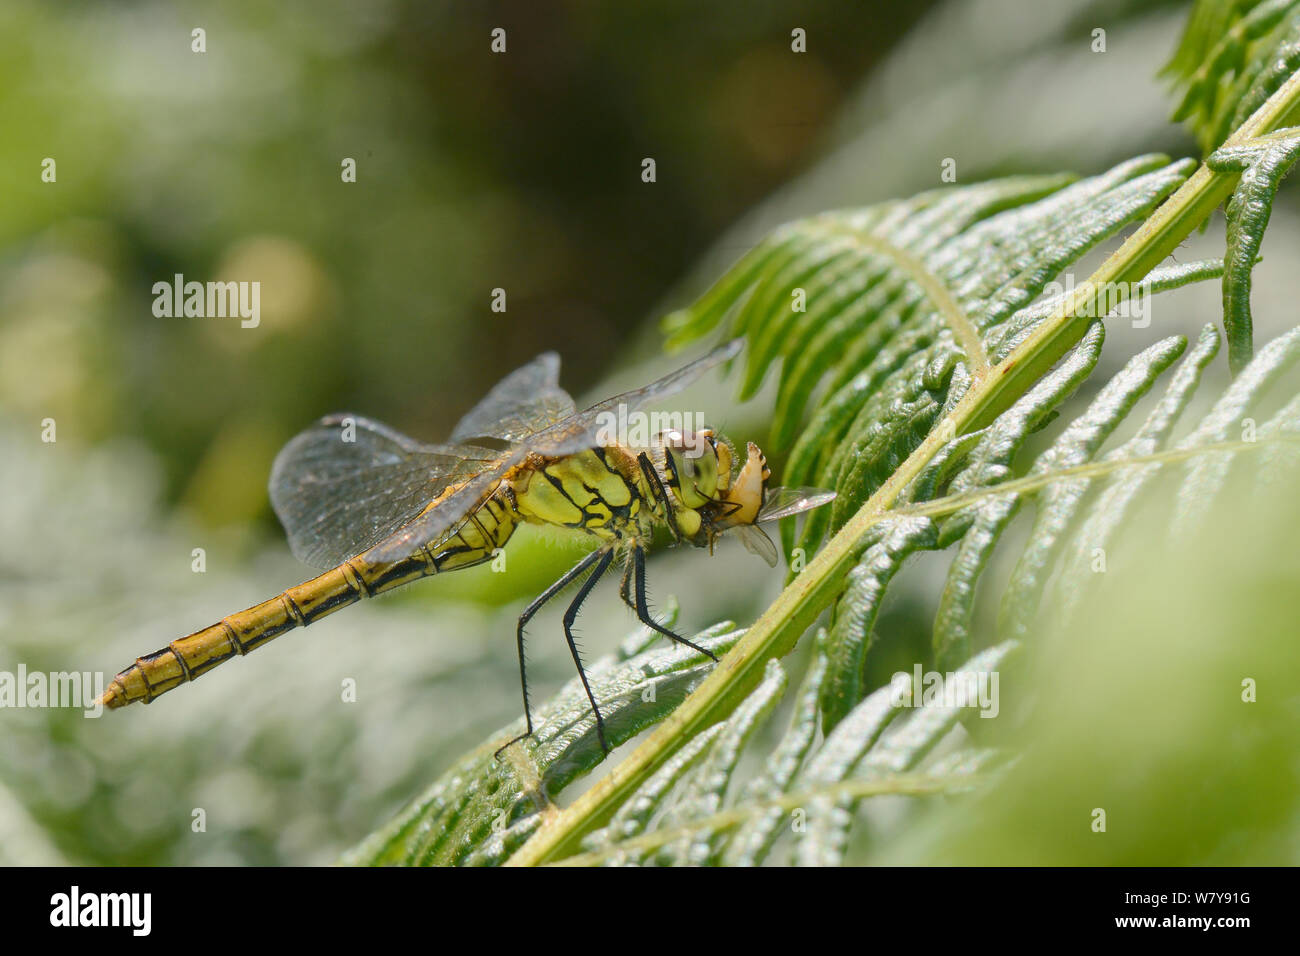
[97,339,835,754]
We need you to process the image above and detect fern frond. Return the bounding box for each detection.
[818,324,1300,725]
[562,641,1011,868]
[342,613,741,866]
[1207,127,1300,373]
[1168,0,1300,154]
[634,658,787,865]
[665,157,1201,559]
[720,636,829,865]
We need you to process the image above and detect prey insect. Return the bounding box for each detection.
[97,340,834,756]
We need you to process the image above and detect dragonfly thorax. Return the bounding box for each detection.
[503,425,772,553]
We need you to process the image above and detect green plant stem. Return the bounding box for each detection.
[505,65,1300,868]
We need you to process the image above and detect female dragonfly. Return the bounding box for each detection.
[97,340,834,754]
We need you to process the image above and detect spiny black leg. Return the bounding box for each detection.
[632,543,718,662]
[495,546,608,761]
[619,555,635,610]
[562,548,616,754]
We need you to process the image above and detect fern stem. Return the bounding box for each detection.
[888,434,1299,525]
[506,62,1300,868]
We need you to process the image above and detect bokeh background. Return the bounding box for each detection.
[3,0,1298,865]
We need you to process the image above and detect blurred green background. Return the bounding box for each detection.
[3,0,1298,866]
[0,0,931,535]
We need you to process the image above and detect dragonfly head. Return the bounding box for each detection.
[661,430,768,549]
[660,430,835,567]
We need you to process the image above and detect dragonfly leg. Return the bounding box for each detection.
[561,547,616,754]
[618,554,635,609]
[495,545,609,761]
[630,543,718,662]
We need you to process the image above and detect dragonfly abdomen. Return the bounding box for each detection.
[99,560,397,709]
[99,489,520,710]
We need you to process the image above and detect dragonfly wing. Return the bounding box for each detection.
[450,352,576,444]
[528,338,744,456]
[755,487,837,523]
[732,523,779,567]
[362,454,523,564]
[367,343,742,563]
[270,413,502,569]
[273,341,741,567]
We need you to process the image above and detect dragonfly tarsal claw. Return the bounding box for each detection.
[494,731,532,762]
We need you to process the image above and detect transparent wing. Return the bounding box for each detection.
[755,487,837,523]
[728,488,834,567]
[361,455,523,565]
[269,413,503,569]
[450,352,576,444]
[526,338,744,457]
[732,523,779,567]
[292,340,743,567]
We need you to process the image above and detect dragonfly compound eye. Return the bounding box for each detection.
[664,429,721,510]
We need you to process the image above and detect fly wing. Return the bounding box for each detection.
[755,487,837,524]
[527,338,744,457]
[269,413,503,569]
[450,352,576,444]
